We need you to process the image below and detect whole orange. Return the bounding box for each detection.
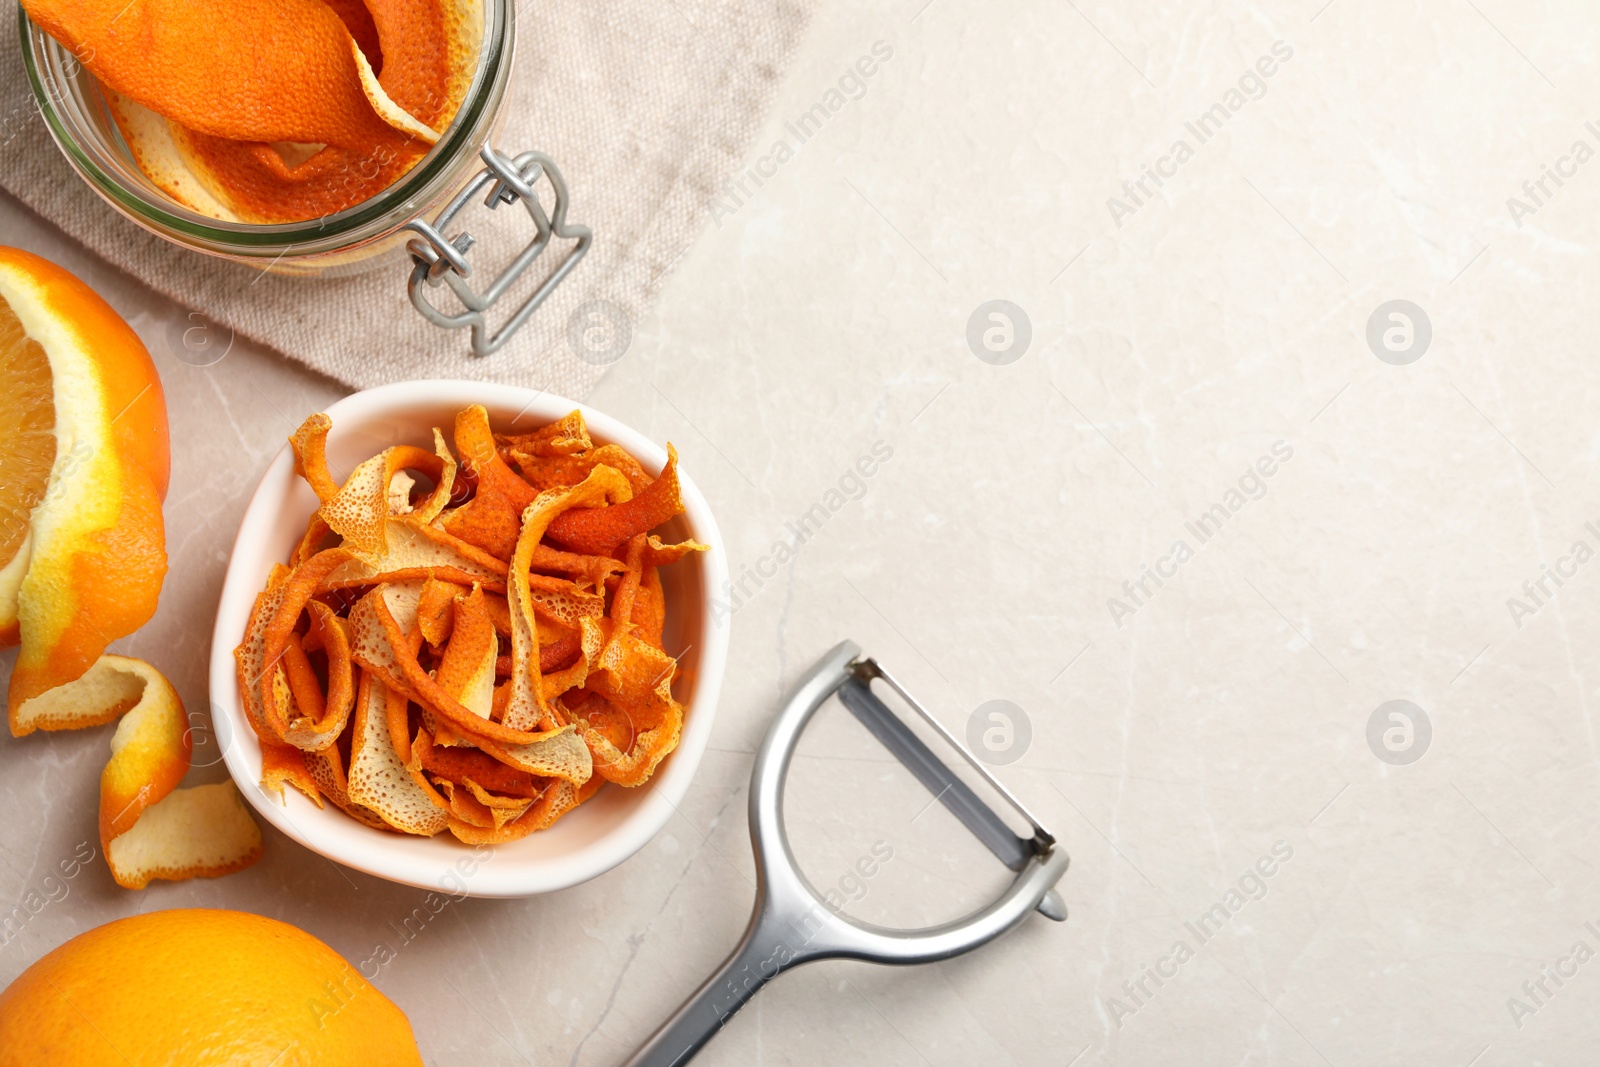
[0,908,425,1066]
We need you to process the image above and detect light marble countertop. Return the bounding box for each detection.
[5,1,1600,1064]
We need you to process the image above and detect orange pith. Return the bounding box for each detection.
[0,296,55,576]
[325,0,385,72]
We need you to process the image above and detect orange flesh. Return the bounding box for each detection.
[0,293,56,570]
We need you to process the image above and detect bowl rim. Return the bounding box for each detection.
[207,380,729,897]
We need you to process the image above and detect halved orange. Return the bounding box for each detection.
[0,247,170,733]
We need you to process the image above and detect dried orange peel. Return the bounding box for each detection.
[239,407,702,844]
[22,0,483,223]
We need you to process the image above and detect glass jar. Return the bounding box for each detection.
[19,0,590,354]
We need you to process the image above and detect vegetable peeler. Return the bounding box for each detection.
[624,640,1069,1066]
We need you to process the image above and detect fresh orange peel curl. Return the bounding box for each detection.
[20,655,264,890]
[21,0,483,222]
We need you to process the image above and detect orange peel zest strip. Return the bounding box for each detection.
[416,575,460,647]
[440,405,542,558]
[495,410,592,458]
[348,584,578,756]
[445,780,580,844]
[303,744,391,830]
[633,565,667,650]
[271,602,355,751]
[257,548,353,729]
[640,534,709,569]
[433,585,498,720]
[261,743,322,807]
[509,444,654,494]
[345,671,449,835]
[318,434,456,556]
[544,446,685,555]
[73,655,264,889]
[501,467,630,732]
[319,518,506,592]
[290,414,340,506]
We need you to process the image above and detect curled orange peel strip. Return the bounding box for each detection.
[346,671,449,835]
[37,655,265,890]
[235,564,292,745]
[509,444,654,494]
[304,742,391,830]
[290,414,340,506]
[257,548,353,729]
[168,129,428,225]
[416,575,461,647]
[527,544,630,592]
[542,616,604,702]
[325,0,383,69]
[544,446,685,556]
[278,634,326,726]
[640,534,709,568]
[433,778,493,827]
[433,586,497,720]
[496,623,584,677]
[495,411,593,459]
[627,565,667,651]
[293,514,337,567]
[607,535,648,645]
[320,433,456,556]
[575,631,685,787]
[458,778,536,828]
[320,518,502,593]
[413,731,548,798]
[261,743,322,807]
[502,467,629,732]
[269,602,354,751]
[441,406,543,558]
[445,779,579,845]
[363,0,479,131]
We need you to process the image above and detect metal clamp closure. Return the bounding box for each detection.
[404,147,592,356]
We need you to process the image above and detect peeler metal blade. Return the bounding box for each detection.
[837,660,1066,921]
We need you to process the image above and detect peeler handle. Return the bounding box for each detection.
[620,905,795,1067]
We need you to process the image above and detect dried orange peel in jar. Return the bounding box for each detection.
[239,407,706,844]
[23,0,483,222]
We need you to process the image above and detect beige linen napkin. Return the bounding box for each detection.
[0,1,812,397]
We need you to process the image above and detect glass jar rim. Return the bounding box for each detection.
[18,0,514,255]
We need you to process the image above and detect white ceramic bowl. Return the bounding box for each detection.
[208,381,728,897]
